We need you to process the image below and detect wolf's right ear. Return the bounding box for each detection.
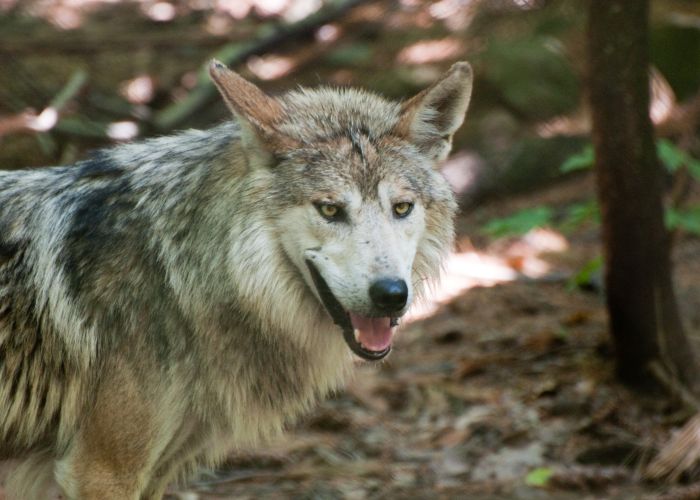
[395,61,473,164]
[209,60,296,165]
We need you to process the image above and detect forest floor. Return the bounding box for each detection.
[168,175,700,500]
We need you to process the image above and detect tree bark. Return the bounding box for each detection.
[587,0,700,392]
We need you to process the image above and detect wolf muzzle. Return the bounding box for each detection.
[305,260,392,361]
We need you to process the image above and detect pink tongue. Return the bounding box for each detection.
[349,314,394,351]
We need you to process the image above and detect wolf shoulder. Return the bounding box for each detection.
[0,121,238,221]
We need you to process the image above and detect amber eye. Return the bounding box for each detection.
[315,203,345,221]
[320,204,338,218]
[393,202,413,218]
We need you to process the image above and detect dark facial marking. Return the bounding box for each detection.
[349,128,368,166]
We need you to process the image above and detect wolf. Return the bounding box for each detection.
[0,60,472,499]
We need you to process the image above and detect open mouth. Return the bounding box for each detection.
[305,260,399,361]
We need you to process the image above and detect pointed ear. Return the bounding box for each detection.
[395,61,473,163]
[209,60,296,165]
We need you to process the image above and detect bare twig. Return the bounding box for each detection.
[49,69,88,110]
[0,110,37,138]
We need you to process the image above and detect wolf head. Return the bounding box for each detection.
[210,61,472,360]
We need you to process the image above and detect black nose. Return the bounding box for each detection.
[369,278,408,314]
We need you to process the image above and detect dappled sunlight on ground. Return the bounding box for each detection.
[408,227,569,321]
[408,250,518,321]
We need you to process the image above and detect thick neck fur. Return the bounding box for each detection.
[106,122,354,421]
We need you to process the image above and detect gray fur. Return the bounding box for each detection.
[0,62,472,499]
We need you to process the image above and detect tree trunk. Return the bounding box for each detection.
[587,0,700,392]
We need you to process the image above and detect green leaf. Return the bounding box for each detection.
[656,139,700,180]
[665,206,700,235]
[525,467,553,487]
[567,255,603,291]
[325,43,374,66]
[560,199,600,233]
[482,206,554,238]
[687,158,700,181]
[657,138,686,172]
[559,145,594,173]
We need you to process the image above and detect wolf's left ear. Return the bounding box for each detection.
[209,60,296,165]
[396,61,473,163]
